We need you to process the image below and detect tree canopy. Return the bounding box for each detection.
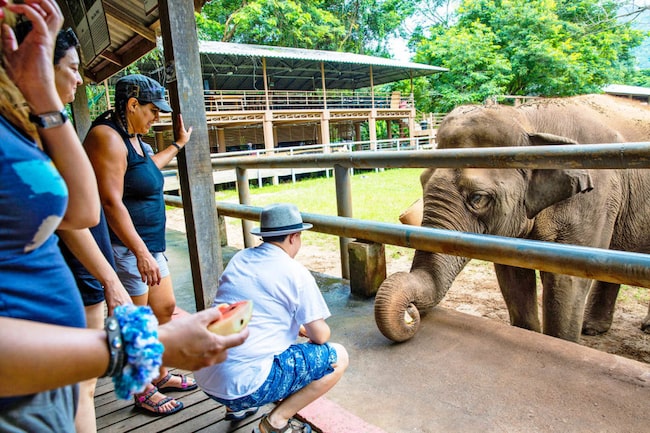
[196,0,416,56]
[412,0,648,112]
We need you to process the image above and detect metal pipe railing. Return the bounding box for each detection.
[167,141,650,288]
[206,142,650,170]
[216,202,650,289]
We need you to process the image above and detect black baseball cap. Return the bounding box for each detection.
[114,74,172,112]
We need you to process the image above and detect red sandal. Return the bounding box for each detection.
[133,386,183,416]
[153,372,198,392]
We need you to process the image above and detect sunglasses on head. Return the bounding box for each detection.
[61,27,80,48]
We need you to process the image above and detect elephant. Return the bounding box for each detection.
[375,94,650,343]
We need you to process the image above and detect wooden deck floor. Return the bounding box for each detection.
[95,369,281,433]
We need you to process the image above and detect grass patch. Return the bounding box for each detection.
[216,168,423,253]
[618,285,650,305]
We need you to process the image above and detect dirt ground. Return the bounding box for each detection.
[167,208,650,365]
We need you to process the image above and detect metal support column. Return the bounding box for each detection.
[334,164,352,279]
[236,167,255,248]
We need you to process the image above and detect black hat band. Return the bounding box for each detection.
[260,223,304,233]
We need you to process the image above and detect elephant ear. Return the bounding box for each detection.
[524,132,594,219]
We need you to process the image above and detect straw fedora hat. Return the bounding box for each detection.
[251,203,313,237]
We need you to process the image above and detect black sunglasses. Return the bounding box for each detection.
[61,27,80,48]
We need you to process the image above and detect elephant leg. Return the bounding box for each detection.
[582,280,620,335]
[540,272,592,342]
[494,264,541,332]
[642,303,650,334]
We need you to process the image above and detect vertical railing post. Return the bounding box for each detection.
[236,167,256,248]
[334,164,352,278]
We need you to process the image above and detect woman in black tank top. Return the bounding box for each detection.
[84,74,196,416]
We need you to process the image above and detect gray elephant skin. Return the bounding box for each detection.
[375,94,650,343]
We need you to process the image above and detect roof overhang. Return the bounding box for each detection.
[603,84,650,97]
[59,0,210,83]
[199,41,447,91]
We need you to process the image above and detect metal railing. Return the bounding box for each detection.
[168,141,650,285]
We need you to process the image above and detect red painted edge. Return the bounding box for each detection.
[299,397,388,433]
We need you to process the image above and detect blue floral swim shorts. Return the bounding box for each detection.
[212,342,337,412]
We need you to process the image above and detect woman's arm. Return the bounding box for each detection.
[56,229,132,314]
[0,317,109,397]
[2,0,99,229]
[0,308,249,397]
[151,114,192,169]
[84,126,161,286]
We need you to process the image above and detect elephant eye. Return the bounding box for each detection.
[467,192,490,210]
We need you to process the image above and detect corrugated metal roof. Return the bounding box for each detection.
[603,84,650,97]
[201,41,445,71]
[198,41,446,91]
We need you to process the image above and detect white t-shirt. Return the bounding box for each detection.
[194,242,331,399]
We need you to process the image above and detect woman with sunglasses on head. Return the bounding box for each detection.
[15,23,135,432]
[84,74,196,415]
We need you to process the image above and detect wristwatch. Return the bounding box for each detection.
[29,109,69,129]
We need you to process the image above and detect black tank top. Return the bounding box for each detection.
[90,111,166,252]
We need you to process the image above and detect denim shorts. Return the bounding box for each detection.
[112,244,169,296]
[0,385,78,432]
[210,342,337,412]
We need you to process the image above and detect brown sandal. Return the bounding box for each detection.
[257,415,312,433]
[133,386,184,416]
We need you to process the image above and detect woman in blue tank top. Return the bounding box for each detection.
[84,74,197,415]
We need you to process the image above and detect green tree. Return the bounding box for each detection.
[412,0,648,112]
[196,0,417,55]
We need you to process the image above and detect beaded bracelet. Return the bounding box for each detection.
[110,305,164,400]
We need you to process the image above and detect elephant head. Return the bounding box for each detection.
[375,105,594,342]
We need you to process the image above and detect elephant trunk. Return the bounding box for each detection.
[374,250,469,342]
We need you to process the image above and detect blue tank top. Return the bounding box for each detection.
[0,114,85,328]
[90,112,166,252]
[58,207,115,305]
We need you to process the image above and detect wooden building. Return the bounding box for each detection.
[144,41,446,152]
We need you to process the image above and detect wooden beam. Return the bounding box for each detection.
[98,50,122,66]
[158,0,222,311]
[89,37,155,83]
[104,0,156,42]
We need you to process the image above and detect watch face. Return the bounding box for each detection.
[42,112,62,126]
[30,110,68,128]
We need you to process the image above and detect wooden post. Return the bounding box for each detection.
[71,83,91,141]
[321,62,327,109]
[348,240,386,297]
[158,0,222,311]
[217,127,227,153]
